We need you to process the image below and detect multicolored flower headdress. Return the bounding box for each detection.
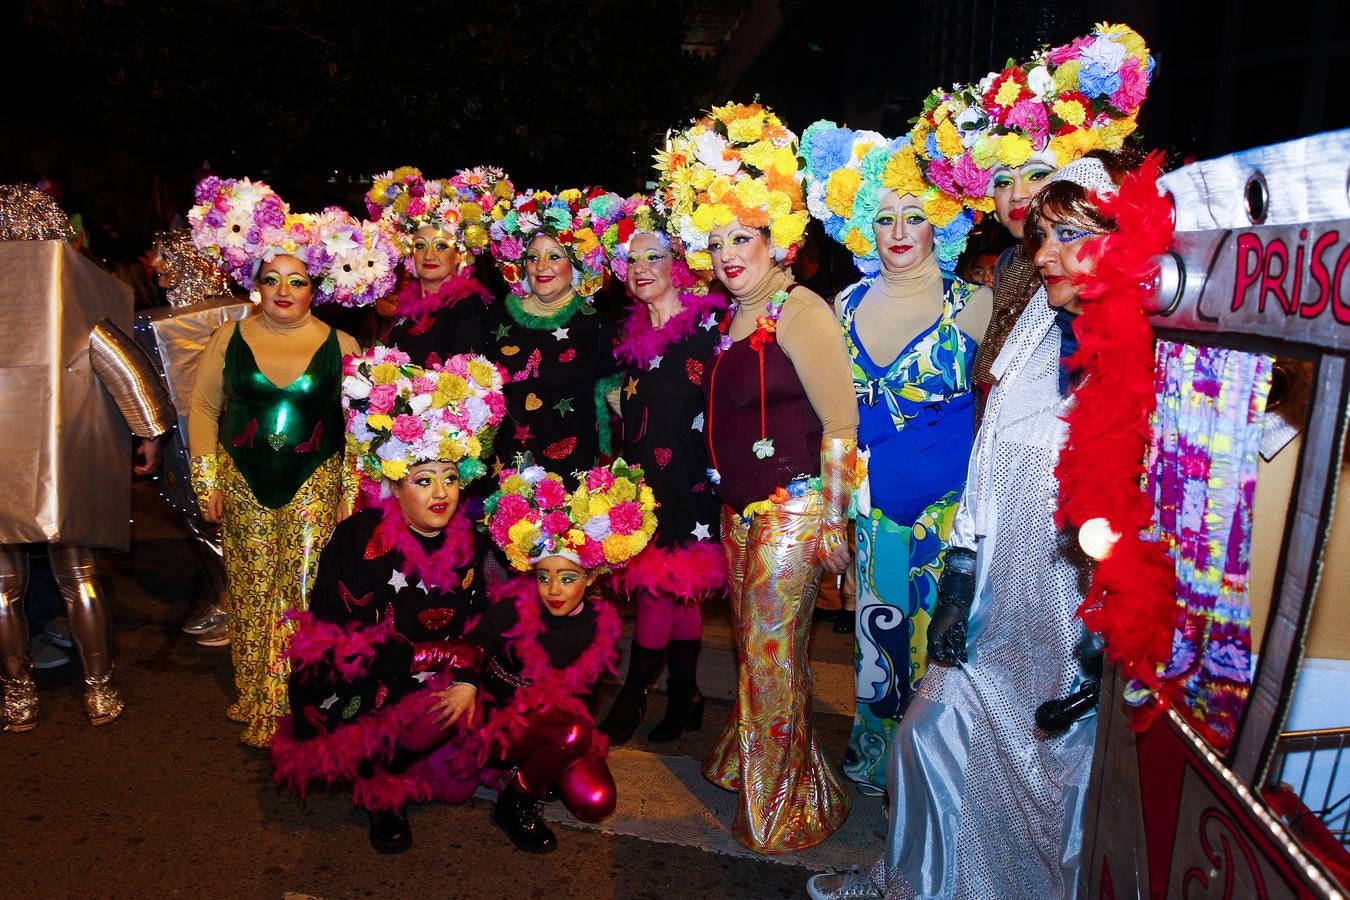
[342,346,507,484]
[189,177,400,306]
[487,188,623,298]
[485,459,657,572]
[596,193,700,291]
[800,124,977,275]
[365,165,514,260]
[654,101,809,272]
[910,23,1153,205]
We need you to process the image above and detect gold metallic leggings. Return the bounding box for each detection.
[0,545,117,682]
[703,492,851,852]
[219,451,342,748]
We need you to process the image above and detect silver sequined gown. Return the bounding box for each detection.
[874,286,1096,899]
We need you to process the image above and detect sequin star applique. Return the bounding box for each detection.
[388,570,409,591]
[623,375,639,399]
[692,412,705,431]
[412,671,435,683]
[493,323,512,340]
[648,355,663,370]
[552,326,570,340]
[319,694,339,710]
[691,522,712,540]
[554,397,574,416]
[700,313,718,331]
[513,423,535,442]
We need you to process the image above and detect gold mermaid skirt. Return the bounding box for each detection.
[219,451,342,747]
[703,491,851,852]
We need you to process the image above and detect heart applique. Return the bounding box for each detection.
[654,448,673,468]
[544,436,577,460]
[500,344,521,356]
[525,393,543,411]
[558,348,576,363]
[267,432,287,451]
[685,359,704,385]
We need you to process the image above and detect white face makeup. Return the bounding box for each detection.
[524,234,575,303]
[708,221,773,298]
[256,254,315,325]
[872,190,935,273]
[990,153,1058,240]
[391,461,460,536]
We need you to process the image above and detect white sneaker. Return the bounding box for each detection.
[806,868,884,900]
[182,604,226,635]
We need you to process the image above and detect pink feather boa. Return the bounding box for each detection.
[270,669,455,801]
[392,272,491,332]
[363,494,475,591]
[615,540,726,602]
[445,576,620,786]
[283,609,401,681]
[613,290,727,369]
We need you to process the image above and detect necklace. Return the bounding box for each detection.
[709,289,789,464]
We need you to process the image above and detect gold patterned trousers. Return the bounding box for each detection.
[703,491,851,852]
[219,450,342,747]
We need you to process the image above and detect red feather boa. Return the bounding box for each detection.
[392,272,491,333]
[613,290,727,369]
[615,540,726,602]
[1054,153,1180,723]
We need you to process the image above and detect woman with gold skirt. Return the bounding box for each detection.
[186,177,396,746]
[655,102,858,852]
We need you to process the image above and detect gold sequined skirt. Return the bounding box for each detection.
[703,491,851,852]
[219,450,342,747]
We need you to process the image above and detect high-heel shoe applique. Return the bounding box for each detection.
[295,420,324,453]
[231,418,258,448]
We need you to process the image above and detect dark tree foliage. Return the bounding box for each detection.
[4,0,717,251]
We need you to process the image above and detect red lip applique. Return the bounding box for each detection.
[417,607,456,632]
[558,348,576,363]
[654,448,673,468]
[543,436,577,460]
[685,359,703,385]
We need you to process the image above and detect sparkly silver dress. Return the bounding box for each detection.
[874,286,1096,898]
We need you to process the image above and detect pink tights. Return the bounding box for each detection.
[506,708,616,823]
[633,592,702,650]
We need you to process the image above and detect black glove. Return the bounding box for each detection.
[927,547,977,665]
[1034,633,1105,733]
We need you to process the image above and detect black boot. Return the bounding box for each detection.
[367,806,412,854]
[648,639,705,743]
[598,643,663,743]
[492,781,557,854]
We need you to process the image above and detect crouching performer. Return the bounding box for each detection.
[441,458,658,854]
[270,347,507,853]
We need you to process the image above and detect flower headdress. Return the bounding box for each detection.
[365,165,514,264]
[597,193,700,291]
[485,459,657,572]
[654,101,809,272]
[800,124,978,275]
[910,23,1153,205]
[189,177,400,306]
[487,188,622,298]
[342,346,507,484]
[150,228,236,307]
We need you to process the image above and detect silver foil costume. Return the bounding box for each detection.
[133,230,250,607]
[0,187,175,731]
